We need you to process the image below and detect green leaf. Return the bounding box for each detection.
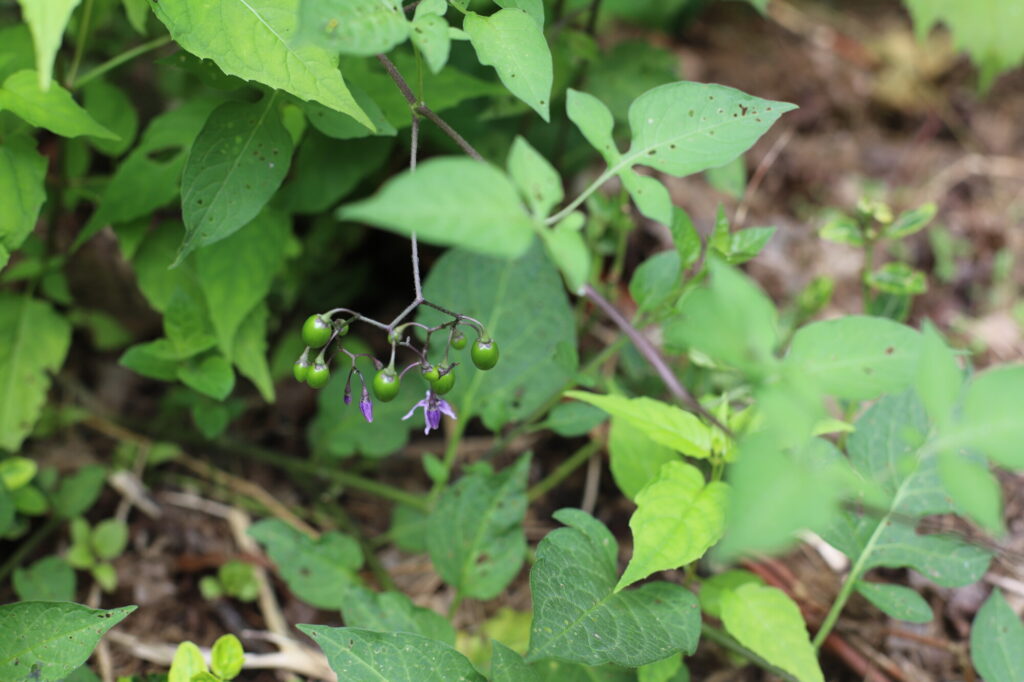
[177,354,235,401]
[299,626,487,682]
[629,250,680,313]
[914,322,962,427]
[697,569,762,619]
[531,660,634,681]
[0,456,37,490]
[90,562,117,593]
[492,640,540,682]
[118,339,180,382]
[196,208,290,357]
[150,0,372,129]
[0,485,13,536]
[164,287,217,359]
[300,87,396,140]
[584,40,678,123]
[668,208,701,270]
[13,556,76,602]
[946,365,1024,469]
[864,262,927,295]
[233,305,276,402]
[14,484,50,516]
[720,584,823,682]
[543,401,607,437]
[608,417,681,501]
[0,132,47,270]
[616,461,728,590]
[82,79,138,157]
[0,602,136,681]
[53,466,107,518]
[540,213,589,294]
[410,13,451,74]
[0,295,71,452]
[427,454,530,599]
[508,136,563,219]
[818,214,863,246]
[297,0,409,56]
[565,392,710,458]
[339,157,537,258]
[527,509,701,667]
[0,70,117,139]
[277,132,392,213]
[855,582,932,623]
[341,585,455,645]
[419,243,578,431]
[177,97,293,263]
[91,519,129,560]
[210,634,244,680]
[0,25,36,84]
[886,203,936,239]
[249,518,363,609]
[168,641,207,682]
[726,226,775,265]
[465,8,553,121]
[566,89,615,157]
[937,450,1003,536]
[637,655,685,682]
[15,0,81,91]
[496,0,544,26]
[664,257,779,375]
[705,156,746,199]
[783,315,922,401]
[122,0,150,33]
[970,589,1024,682]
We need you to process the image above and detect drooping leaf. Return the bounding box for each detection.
[697,570,763,620]
[508,136,562,219]
[0,70,117,139]
[297,0,409,56]
[176,354,235,400]
[13,557,76,602]
[607,417,681,501]
[15,0,81,91]
[565,392,710,458]
[914,322,962,427]
[82,79,138,156]
[277,133,392,214]
[527,509,701,667]
[629,250,681,313]
[540,213,589,294]
[427,454,530,600]
[410,13,451,74]
[0,602,136,681]
[616,461,728,591]
[465,8,553,121]
[177,97,293,263]
[341,585,455,645]
[720,584,824,682]
[299,626,487,682]
[339,157,537,258]
[970,589,1024,682]
[0,132,47,270]
[249,518,363,610]
[0,295,71,452]
[937,450,1003,536]
[151,0,371,128]
[233,304,276,402]
[419,243,577,431]
[855,582,933,623]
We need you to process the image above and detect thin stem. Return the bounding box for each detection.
[74,35,173,88]
[65,0,95,87]
[700,623,800,682]
[545,166,617,226]
[414,105,484,161]
[376,54,418,105]
[527,440,602,501]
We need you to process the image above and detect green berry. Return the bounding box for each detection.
[471,339,499,370]
[373,369,400,402]
[451,330,467,350]
[293,357,311,382]
[306,362,330,389]
[431,366,455,395]
[302,314,332,348]
[421,364,441,383]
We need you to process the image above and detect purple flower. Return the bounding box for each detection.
[359,386,374,423]
[402,390,457,435]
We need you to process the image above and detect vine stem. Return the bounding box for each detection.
[74,35,173,88]
[65,0,95,87]
[527,441,602,501]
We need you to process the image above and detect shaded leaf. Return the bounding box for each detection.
[341,585,455,645]
[608,417,681,501]
[855,582,932,623]
[298,0,409,56]
[564,392,709,458]
[0,132,47,270]
[0,70,117,139]
[970,589,1024,682]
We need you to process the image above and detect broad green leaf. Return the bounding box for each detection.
[619,169,673,224]
[210,634,244,680]
[118,339,180,382]
[616,461,728,590]
[784,315,922,401]
[0,456,36,490]
[865,262,927,295]
[299,626,486,682]
[151,0,372,129]
[427,454,530,599]
[726,226,775,265]
[564,392,710,458]
[82,79,138,157]
[298,0,409,56]
[91,519,129,560]
[608,417,681,501]
[233,305,276,402]
[0,295,71,452]
[164,287,217,358]
[914,322,962,427]
[664,257,779,375]
[465,8,553,121]
[122,0,149,33]
[637,655,685,682]
[886,203,936,239]
[341,585,455,645]
[543,401,607,437]
[0,132,47,270]
[947,365,1024,469]
[970,589,1024,682]
[176,354,235,401]
[698,569,762,619]
[527,509,700,667]
[629,250,680,313]
[668,208,701,270]
[0,25,35,83]
[937,451,1003,536]
[177,97,293,263]
[13,484,49,516]
[855,582,932,623]
[196,208,290,357]
[16,0,81,91]
[339,157,537,258]
[277,133,392,214]
[0,70,117,139]
[822,393,992,587]
[411,13,451,74]
[492,641,540,682]
[531,660,634,682]
[818,213,863,247]
[496,0,543,26]
[419,243,577,430]
[300,87,396,139]
[168,641,206,682]
[720,584,823,682]
[540,213,589,294]
[249,518,363,609]
[566,89,615,157]
[53,465,107,518]
[508,136,562,219]
[0,602,136,681]
[13,557,76,602]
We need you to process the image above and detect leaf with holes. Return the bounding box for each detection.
[427,454,530,600]
[0,602,136,681]
[527,509,701,667]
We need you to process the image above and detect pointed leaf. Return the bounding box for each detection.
[341,585,455,645]
[298,0,409,56]
[970,589,1024,682]
[608,417,681,501]
[855,582,932,623]
[0,132,47,269]
[508,136,562,219]
[948,365,1024,469]
[411,14,451,74]
[565,392,710,458]
[492,640,540,682]
[16,0,82,91]
[0,70,117,139]
[176,354,235,400]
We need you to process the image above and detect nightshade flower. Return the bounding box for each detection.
[359,386,374,423]
[402,390,457,435]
